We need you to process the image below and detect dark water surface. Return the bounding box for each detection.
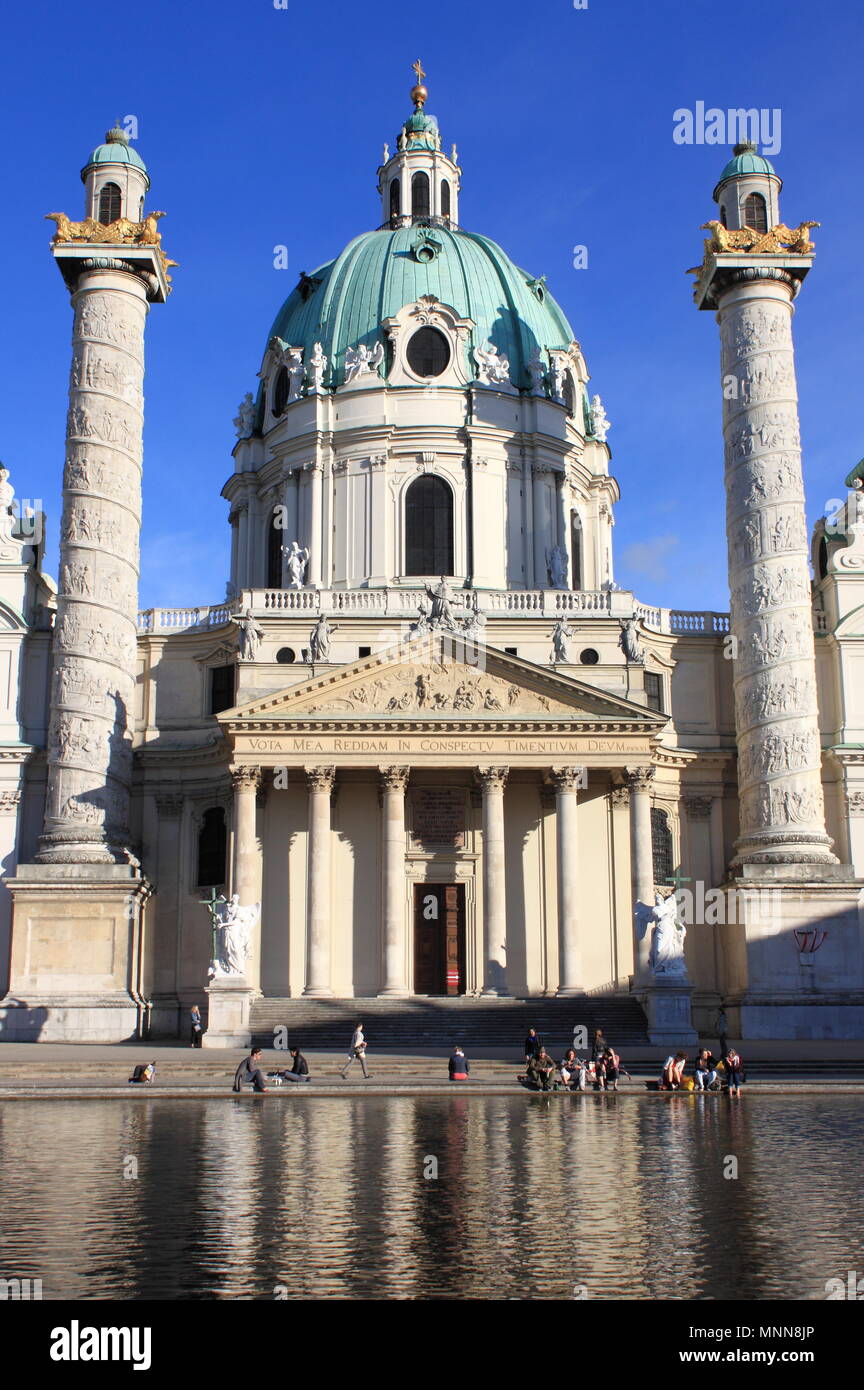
[1,1095,862,1300]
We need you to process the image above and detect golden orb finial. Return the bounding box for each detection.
[410,58,428,109]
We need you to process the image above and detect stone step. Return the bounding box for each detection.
[248,995,650,1048]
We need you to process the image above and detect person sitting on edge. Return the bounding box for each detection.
[233,1047,268,1093]
[129,1062,156,1084]
[448,1046,470,1081]
[725,1046,744,1097]
[524,1028,542,1064]
[660,1053,687,1091]
[695,1049,718,1091]
[528,1046,556,1091]
[279,1047,311,1083]
[559,1048,586,1090]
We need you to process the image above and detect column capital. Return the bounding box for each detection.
[378,765,410,792]
[304,765,336,793]
[476,765,509,792]
[548,766,585,794]
[610,783,630,807]
[231,765,261,793]
[624,765,655,792]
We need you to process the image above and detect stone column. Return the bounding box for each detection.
[532,465,549,587]
[38,266,151,863]
[230,766,261,913]
[306,462,323,588]
[478,766,509,995]
[550,767,584,995]
[625,766,656,985]
[303,765,335,996]
[716,275,835,867]
[378,766,410,996]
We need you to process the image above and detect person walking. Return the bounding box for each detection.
[190,1004,203,1048]
[233,1047,268,1093]
[725,1046,744,1097]
[340,1022,370,1079]
[448,1046,470,1081]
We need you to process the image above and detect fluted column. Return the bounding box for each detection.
[478,766,509,995]
[550,767,584,995]
[625,765,655,985]
[378,766,410,996]
[303,765,335,996]
[39,267,151,863]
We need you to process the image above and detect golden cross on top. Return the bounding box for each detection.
[412,58,426,85]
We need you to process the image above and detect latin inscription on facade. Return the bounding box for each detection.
[412,790,466,849]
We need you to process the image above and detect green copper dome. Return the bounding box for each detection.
[713,143,778,201]
[81,125,149,184]
[268,225,575,390]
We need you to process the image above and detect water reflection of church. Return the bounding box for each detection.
[1,69,863,1044]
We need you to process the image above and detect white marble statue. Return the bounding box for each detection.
[619,617,646,665]
[461,605,487,643]
[548,355,566,402]
[234,393,255,439]
[209,894,260,979]
[0,465,16,541]
[526,350,547,396]
[590,394,611,443]
[546,544,568,589]
[425,576,466,632]
[635,892,689,980]
[551,616,574,663]
[473,342,511,387]
[233,608,264,662]
[283,540,309,589]
[309,615,336,663]
[344,340,384,384]
[287,348,305,402]
[382,143,390,163]
[308,342,327,393]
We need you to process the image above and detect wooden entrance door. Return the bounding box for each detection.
[413,883,465,995]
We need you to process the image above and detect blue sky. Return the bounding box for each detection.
[1,0,861,611]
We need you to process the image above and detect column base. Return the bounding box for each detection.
[0,994,142,1043]
[302,987,334,998]
[556,987,585,998]
[378,988,412,998]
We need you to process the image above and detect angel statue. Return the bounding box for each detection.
[635,892,689,980]
[344,340,384,384]
[206,893,260,980]
[283,540,309,589]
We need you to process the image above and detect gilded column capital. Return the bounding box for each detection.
[305,765,336,794]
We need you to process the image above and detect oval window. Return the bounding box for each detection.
[406,326,450,378]
[579,648,600,666]
[276,647,296,664]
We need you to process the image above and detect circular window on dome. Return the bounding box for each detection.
[276,647,296,664]
[580,648,600,666]
[272,366,289,417]
[406,326,450,378]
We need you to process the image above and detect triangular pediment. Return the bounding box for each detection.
[218,635,665,728]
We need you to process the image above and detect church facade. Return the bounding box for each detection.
[1,72,863,1043]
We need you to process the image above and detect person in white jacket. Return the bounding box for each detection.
[340,1023,370,1079]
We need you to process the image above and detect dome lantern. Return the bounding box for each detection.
[80,118,150,226]
[377,61,461,230]
[713,140,782,232]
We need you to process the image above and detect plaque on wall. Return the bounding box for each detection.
[412,789,466,849]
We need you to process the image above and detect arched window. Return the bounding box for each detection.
[743,192,768,233]
[818,536,829,581]
[197,807,227,887]
[440,180,451,220]
[411,171,430,219]
[563,373,576,417]
[272,366,289,417]
[719,204,728,228]
[405,474,454,576]
[651,808,674,886]
[267,506,283,587]
[389,178,401,220]
[98,182,122,224]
